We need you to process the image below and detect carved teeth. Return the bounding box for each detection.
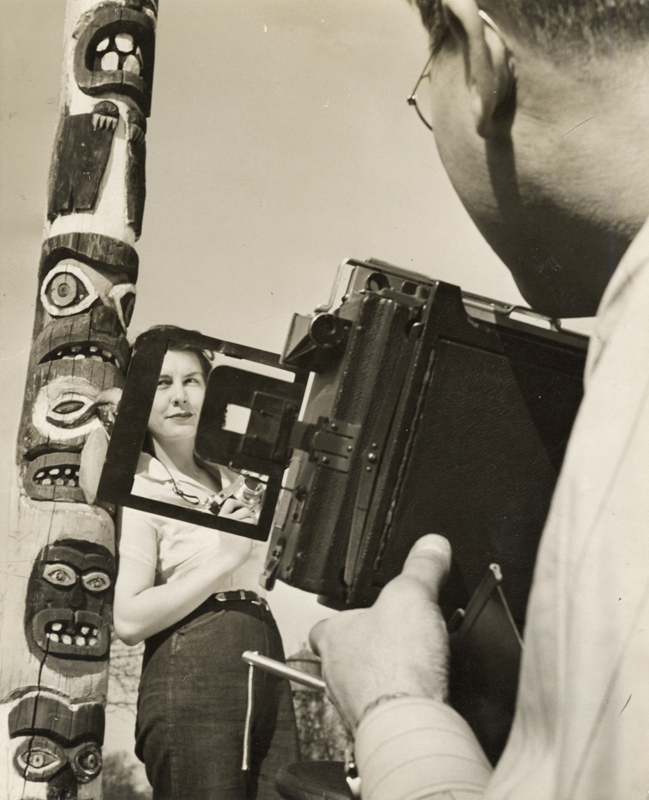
[101,51,119,71]
[96,37,110,53]
[47,343,119,368]
[43,620,104,648]
[32,464,79,488]
[92,113,119,132]
[115,33,134,52]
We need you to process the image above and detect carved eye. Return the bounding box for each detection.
[27,749,55,769]
[46,391,96,429]
[41,264,98,317]
[14,737,65,781]
[43,563,78,588]
[73,744,102,782]
[54,400,85,414]
[82,571,111,593]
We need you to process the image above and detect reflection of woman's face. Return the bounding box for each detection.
[148,350,206,444]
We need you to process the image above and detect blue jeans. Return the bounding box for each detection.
[135,597,300,799]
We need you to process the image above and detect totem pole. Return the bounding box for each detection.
[0,1,157,797]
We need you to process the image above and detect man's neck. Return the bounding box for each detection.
[519,48,649,239]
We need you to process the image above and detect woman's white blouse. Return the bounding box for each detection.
[118,453,267,594]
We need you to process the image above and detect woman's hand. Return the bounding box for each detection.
[218,497,257,524]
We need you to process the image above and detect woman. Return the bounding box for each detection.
[113,343,299,800]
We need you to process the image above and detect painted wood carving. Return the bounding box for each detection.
[0,1,157,797]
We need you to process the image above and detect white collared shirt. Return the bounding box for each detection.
[118,453,267,593]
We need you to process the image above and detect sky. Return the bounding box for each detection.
[0,0,525,767]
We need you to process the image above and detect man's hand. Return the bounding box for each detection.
[309,534,452,731]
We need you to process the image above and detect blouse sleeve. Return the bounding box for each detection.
[118,506,158,569]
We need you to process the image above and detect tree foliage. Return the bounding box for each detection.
[102,751,152,800]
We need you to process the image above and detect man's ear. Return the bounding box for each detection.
[441,0,514,138]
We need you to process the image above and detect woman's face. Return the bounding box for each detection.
[148,350,207,444]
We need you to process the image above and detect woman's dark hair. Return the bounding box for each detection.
[166,341,213,381]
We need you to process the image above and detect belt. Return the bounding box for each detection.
[143,590,270,666]
[212,590,269,609]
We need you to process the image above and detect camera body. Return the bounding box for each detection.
[262,258,588,626]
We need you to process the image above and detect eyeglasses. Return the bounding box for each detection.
[407,53,434,131]
[407,10,506,133]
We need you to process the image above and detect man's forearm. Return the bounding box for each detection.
[355,697,492,800]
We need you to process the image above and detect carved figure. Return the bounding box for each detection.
[47,103,120,221]
[74,2,156,115]
[126,108,147,236]
[8,689,104,798]
[1,1,157,793]
[19,308,128,500]
[38,234,138,334]
[24,539,115,672]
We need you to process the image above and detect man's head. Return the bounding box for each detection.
[412,0,649,60]
[409,0,649,317]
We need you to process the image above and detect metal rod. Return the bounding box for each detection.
[241,662,255,771]
[241,650,326,691]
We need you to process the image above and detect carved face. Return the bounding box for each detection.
[40,260,136,333]
[36,233,138,339]
[8,690,104,800]
[74,2,156,116]
[14,735,102,786]
[25,540,115,668]
[19,352,124,501]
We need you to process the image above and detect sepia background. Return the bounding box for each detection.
[0,0,525,784]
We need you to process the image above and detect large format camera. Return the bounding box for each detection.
[101,257,587,760]
[252,258,585,623]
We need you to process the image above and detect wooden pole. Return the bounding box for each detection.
[0,1,158,797]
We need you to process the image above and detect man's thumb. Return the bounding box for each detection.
[401,534,452,601]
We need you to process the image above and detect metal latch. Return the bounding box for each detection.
[289,417,360,473]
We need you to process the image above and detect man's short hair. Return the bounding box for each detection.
[410,0,649,60]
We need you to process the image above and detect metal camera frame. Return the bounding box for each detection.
[97,326,308,541]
